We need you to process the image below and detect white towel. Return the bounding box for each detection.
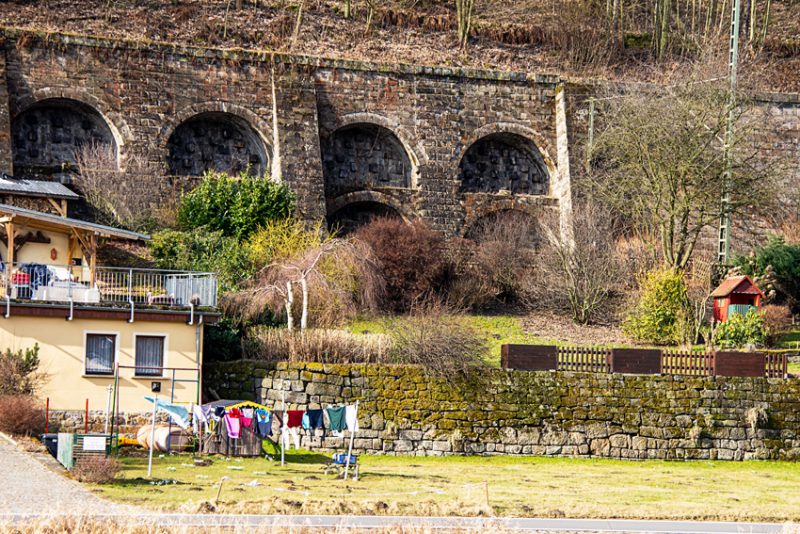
[345,405,359,432]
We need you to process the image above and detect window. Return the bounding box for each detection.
[135,336,165,377]
[85,334,115,375]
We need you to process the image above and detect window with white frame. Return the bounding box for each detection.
[135,335,165,377]
[85,333,116,375]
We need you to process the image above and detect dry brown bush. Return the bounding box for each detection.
[383,304,488,376]
[762,304,794,346]
[0,395,46,437]
[447,211,542,311]
[246,327,391,363]
[355,217,449,313]
[72,455,122,484]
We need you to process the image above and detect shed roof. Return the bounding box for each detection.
[0,173,79,200]
[0,203,149,241]
[710,275,763,298]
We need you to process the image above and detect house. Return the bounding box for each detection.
[0,202,218,413]
[711,275,763,323]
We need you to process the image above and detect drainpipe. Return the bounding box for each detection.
[128,299,135,323]
[4,295,9,318]
[67,298,74,321]
[188,302,194,326]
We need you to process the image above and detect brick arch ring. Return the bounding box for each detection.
[454,122,558,180]
[330,112,429,189]
[13,88,134,162]
[326,190,417,222]
[157,102,273,154]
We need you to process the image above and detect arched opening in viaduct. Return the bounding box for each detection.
[11,98,117,180]
[327,200,402,235]
[459,132,550,195]
[166,112,269,177]
[321,123,413,199]
[464,208,544,247]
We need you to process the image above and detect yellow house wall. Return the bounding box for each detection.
[0,315,202,412]
[0,225,85,266]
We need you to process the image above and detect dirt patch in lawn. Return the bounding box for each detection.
[520,311,627,347]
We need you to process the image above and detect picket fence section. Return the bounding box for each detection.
[502,344,788,379]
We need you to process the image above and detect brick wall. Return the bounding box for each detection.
[206,361,800,461]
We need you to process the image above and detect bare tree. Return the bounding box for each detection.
[589,79,780,270]
[455,0,475,49]
[230,237,383,330]
[536,202,621,325]
[73,142,166,231]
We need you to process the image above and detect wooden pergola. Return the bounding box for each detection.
[0,204,149,284]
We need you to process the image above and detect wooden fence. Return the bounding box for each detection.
[501,344,789,379]
[557,346,611,373]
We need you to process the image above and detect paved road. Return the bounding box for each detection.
[0,435,790,532]
[0,513,789,532]
[0,436,135,515]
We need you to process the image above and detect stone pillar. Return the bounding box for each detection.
[0,46,12,174]
[554,82,575,246]
[271,64,326,222]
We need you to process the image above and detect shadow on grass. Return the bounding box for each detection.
[108,477,190,487]
[281,451,331,465]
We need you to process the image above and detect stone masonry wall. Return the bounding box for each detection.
[205,361,800,461]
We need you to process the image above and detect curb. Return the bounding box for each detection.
[0,431,18,446]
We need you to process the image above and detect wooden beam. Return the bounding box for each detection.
[46,197,68,218]
[5,222,14,266]
[89,232,98,286]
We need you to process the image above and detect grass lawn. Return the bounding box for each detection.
[93,451,800,521]
[349,314,561,366]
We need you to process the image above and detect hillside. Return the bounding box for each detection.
[3,0,800,91]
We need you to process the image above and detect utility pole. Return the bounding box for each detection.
[717,0,741,266]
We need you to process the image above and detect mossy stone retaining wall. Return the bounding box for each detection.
[204,361,800,460]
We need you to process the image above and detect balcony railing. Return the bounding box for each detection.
[1,262,217,308]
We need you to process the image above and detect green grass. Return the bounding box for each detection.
[94,451,800,521]
[348,314,557,366]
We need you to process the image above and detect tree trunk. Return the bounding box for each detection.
[285,281,294,331]
[300,277,309,330]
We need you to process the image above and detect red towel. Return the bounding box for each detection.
[228,407,241,418]
[287,410,304,428]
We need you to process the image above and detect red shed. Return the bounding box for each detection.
[711,275,763,323]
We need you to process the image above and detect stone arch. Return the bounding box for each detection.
[461,202,546,239]
[321,115,421,198]
[334,112,428,168]
[11,97,120,180]
[165,109,270,177]
[456,123,555,196]
[326,190,411,234]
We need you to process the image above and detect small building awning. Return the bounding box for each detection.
[0,203,149,241]
[710,275,764,298]
[0,173,80,201]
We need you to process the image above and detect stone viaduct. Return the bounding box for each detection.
[0,29,797,239]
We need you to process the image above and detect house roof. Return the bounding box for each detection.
[0,173,80,200]
[0,203,149,241]
[710,275,763,298]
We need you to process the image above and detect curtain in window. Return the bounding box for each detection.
[135,336,164,376]
[86,334,114,375]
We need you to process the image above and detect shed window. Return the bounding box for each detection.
[85,334,115,375]
[135,336,165,377]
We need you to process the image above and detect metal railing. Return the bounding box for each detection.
[1,262,217,308]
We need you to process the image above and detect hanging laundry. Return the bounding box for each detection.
[302,412,310,430]
[345,404,359,432]
[241,407,254,428]
[144,396,191,430]
[228,407,242,419]
[282,426,300,449]
[214,406,226,419]
[225,412,241,439]
[287,410,304,428]
[255,409,272,438]
[326,406,346,432]
[306,409,325,430]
